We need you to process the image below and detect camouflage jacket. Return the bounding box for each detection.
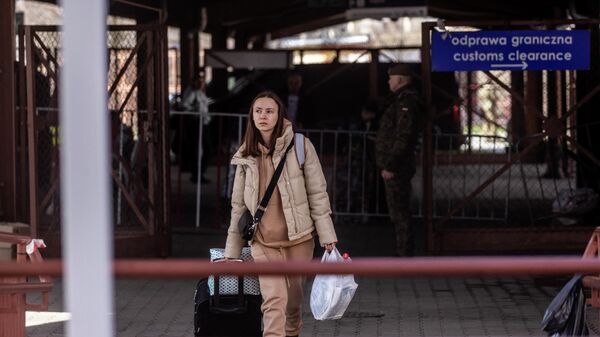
[375,87,421,172]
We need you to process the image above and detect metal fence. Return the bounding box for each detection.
[426,133,511,223]
[168,107,600,229]
[169,112,526,227]
[17,25,169,238]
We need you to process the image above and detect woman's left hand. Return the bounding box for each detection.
[325,242,336,252]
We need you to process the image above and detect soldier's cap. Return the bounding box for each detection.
[388,63,413,76]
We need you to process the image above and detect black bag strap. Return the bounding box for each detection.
[252,140,294,224]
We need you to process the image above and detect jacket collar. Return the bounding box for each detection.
[231,119,294,166]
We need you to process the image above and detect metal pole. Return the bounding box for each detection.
[238,115,243,144]
[117,123,124,225]
[421,22,435,253]
[114,51,123,226]
[476,136,482,217]
[60,1,114,337]
[195,112,204,228]
[5,257,600,278]
[466,72,473,153]
[433,134,439,217]
[447,135,452,214]
[462,136,467,217]
[332,132,338,213]
[490,137,497,219]
[215,116,223,226]
[361,133,367,214]
[505,141,512,223]
[346,133,351,213]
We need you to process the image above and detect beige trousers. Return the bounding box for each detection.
[251,239,315,337]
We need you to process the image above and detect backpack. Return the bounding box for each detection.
[294,133,305,169]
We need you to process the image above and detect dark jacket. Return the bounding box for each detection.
[375,86,422,172]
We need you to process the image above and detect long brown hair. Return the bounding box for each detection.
[241,91,287,157]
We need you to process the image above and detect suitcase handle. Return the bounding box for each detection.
[209,302,248,315]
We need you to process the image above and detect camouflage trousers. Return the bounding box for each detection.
[384,173,413,256]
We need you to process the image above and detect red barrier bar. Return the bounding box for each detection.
[0,283,54,293]
[0,231,52,337]
[0,257,598,278]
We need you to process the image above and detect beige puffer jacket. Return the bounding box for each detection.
[224,120,337,258]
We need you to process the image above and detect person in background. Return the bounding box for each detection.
[349,99,379,214]
[225,91,338,337]
[179,73,213,184]
[350,99,378,133]
[280,70,311,129]
[375,63,422,256]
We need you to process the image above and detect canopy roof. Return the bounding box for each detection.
[28,0,595,39]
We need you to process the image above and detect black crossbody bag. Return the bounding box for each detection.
[238,141,294,241]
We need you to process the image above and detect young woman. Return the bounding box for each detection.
[224,91,338,337]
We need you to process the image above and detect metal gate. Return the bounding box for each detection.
[421,19,600,251]
[16,24,170,255]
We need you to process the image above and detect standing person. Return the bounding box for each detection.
[376,63,422,256]
[280,70,311,129]
[350,99,378,133]
[180,73,212,183]
[224,91,338,337]
[349,100,379,213]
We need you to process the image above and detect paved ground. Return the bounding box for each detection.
[25,219,582,337]
[24,168,592,336]
[26,274,582,337]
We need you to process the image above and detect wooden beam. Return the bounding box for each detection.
[202,1,346,39]
[0,0,16,221]
[205,0,304,27]
[226,9,347,39]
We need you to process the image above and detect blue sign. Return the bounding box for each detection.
[431,30,590,71]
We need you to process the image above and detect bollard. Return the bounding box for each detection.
[0,232,53,337]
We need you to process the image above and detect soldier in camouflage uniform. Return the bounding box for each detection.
[376,63,421,256]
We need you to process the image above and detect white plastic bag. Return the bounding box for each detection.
[310,248,358,320]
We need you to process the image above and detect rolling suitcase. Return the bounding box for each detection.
[194,250,262,336]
